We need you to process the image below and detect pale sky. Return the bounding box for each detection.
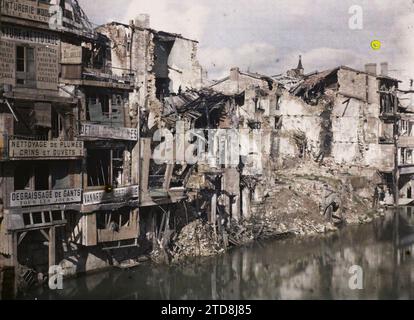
[78,0,414,87]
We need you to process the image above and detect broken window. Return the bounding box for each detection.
[275,116,282,130]
[13,104,72,141]
[14,163,50,191]
[401,148,414,165]
[401,120,409,136]
[156,78,171,99]
[86,92,125,127]
[401,120,414,137]
[407,150,413,165]
[148,161,167,190]
[276,96,281,111]
[87,148,125,188]
[16,46,36,87]
[51,164,70,190]
[87,149,111,187]
[34,163,49,190]
[96,209,131,231]
[14,163,32,191]
[51,109,66,139]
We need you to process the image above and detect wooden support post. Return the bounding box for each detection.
[211,193,217,226]
[163,164,174,191]
[11,232,18,268]
[140,138,151,196]
[48,227,56,270]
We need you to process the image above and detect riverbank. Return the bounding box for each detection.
[20,208,411,300]
[8,159,386,295]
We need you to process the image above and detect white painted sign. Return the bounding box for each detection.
[80,124,138,141]
[1,25,59,46]
[10,189,82,208]
[9,140,84,159]
[83,186,139,206]
[61,42,82,64]
[1,0,51,23]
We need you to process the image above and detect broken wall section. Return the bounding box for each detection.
[278,67,395,173]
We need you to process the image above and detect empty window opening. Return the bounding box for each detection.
[401,148,414,165]
[14,162,73,192]
[96,209,131,231]
[51,109,65,139]
[34,163,49,190]
[87,148,125,188]
[16,46,36,87]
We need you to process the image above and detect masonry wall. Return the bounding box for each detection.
[167,38,203,93]
[211,72,272,95]
[278,87,394,172]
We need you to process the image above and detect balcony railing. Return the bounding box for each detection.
[83,67,135,84]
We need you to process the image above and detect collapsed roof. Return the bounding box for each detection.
[161,89,244,127]
[50,0,96,38]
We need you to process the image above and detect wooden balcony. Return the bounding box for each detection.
[61,66,135,90]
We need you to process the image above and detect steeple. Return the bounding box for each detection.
[297,55,304,74]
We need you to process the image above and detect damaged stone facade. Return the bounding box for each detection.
[276,65,400,201]
[97,16,204,131]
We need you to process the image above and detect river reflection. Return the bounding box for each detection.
[18,209,414,300]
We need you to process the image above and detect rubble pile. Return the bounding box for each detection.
[168,159,382,262]
[171,220,224,262]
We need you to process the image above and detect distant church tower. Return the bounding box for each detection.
[287,55,305,78]
[296,55,304,76]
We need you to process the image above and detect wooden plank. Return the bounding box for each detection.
[85,213,97,246]
[40,230,49,241]
[17,232,27,245]
[97,226,138,243]
[48,227,56,268]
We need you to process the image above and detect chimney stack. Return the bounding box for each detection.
[135,14,150,29]
[230,67,240,81]
[365,63,377,76]
[380,62,389,77]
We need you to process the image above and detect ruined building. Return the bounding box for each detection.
[0,0,141,283]
[0,0,413,293]
[275,63,401,204]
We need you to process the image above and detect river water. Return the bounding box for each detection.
[16,208,414,300]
